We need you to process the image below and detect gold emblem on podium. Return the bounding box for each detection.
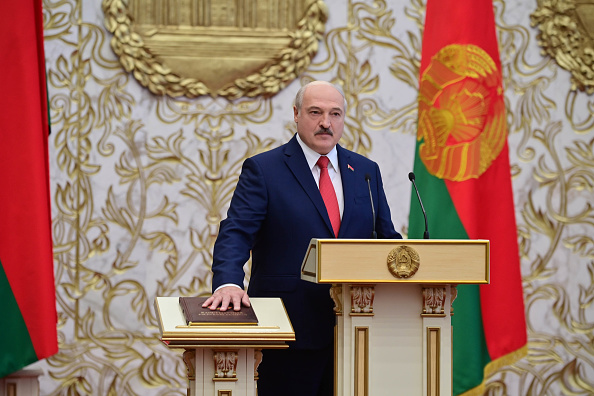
[387,246,420,279]
[102,0,328,99]
[417,44,507,181]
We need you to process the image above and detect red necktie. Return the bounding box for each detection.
[317,156,341,237]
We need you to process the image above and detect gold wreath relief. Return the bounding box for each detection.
[387,246,420,279]
[102,0,328,99]
[531,0,594,94]
[417,44,507,181]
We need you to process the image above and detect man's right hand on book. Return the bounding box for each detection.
[202,286,250,312]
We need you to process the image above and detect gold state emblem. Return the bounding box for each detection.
[417,44,507,181]
[531,0,594,94]
[387,246,420,279]
[102,0,328,99]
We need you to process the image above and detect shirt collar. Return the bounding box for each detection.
[296,133,339,171]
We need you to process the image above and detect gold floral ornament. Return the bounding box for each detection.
[102,0,328,99]
[417,44,507,181]
[531,0,594,94]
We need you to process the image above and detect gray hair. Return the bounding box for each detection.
[294,81,347,114]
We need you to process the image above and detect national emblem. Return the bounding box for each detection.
[417,44,507,181]
[387,246,420,279]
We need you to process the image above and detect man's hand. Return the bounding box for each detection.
[202,286,250,311]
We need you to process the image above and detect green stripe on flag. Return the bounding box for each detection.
[409,146,466,240]
[452,284,491,394]
[0,260,37,378]
[409,145,491,395]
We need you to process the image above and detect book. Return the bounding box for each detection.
[179,296,259,326]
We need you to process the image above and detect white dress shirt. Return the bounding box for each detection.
[295,134,344,218]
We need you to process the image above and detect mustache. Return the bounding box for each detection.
[314,128,333,136]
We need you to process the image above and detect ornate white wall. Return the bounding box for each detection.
[34,0,594,394]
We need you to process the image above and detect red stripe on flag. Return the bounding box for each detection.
[0,0,58,365]
[418,0,527,392]
[446,145,527,360]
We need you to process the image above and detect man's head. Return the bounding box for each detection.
[293,81,346,155]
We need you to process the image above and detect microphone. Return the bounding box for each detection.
[408,172,429,239]
[365,173,377,239]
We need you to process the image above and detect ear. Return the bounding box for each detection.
[293,105,299,123]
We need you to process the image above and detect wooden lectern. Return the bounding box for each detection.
[301,239,489,396]
[155,297,295,396]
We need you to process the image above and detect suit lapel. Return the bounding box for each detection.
[283,136,334,234]
[337,145,355,237]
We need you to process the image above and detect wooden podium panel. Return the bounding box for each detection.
[301,238,489,396]
[301,238,489,284]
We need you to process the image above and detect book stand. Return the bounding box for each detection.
[155,297,294,396]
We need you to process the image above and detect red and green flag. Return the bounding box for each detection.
[0,0,58,378]
[409,0,527,394]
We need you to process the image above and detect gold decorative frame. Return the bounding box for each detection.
[426,327,441,396]
[354,326,369,396]
[102,0,328,99]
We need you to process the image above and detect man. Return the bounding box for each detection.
[203,81,402,395]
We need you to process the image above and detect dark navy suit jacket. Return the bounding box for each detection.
[212,135,402,349]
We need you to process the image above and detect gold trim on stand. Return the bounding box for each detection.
[334,324,338,396]
[354,327,369,396]
[427,327,441,396]
[451,326,454,395]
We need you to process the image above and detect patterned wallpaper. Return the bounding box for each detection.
[34,0,594,394]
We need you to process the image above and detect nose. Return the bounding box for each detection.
[320,113,331,128]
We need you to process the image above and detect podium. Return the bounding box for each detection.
[155,297,295,396]
[301,239,489,396]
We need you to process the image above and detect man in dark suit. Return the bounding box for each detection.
[203,81,402,395]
